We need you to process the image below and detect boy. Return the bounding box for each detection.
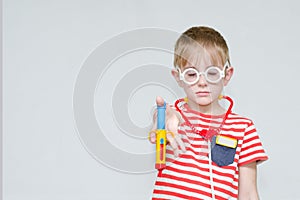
[149,26,268,200]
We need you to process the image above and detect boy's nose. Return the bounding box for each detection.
[197,74,207,86]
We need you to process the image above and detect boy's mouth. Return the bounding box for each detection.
[196,91,210,97]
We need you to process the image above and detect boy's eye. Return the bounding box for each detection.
[208,71,218,76]
[187,72,197,76]
[207,69,219,76]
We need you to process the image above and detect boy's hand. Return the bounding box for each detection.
[149,96,186,157]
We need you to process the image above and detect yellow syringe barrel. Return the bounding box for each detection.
[155,129,167,169]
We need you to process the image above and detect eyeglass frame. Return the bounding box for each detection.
[176,61,230,85]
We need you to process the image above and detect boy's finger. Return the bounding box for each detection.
[167,128,186,153]
[151,109,157,130]
[149,131,156,143]
[174,134,186,152]
[167,121,186,153]
[166,133,179,157]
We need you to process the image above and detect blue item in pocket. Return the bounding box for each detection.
[211,135,237,167]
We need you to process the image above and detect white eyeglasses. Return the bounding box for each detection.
[176,61,229,85]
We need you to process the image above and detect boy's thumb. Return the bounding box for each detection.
[156,96,165,107]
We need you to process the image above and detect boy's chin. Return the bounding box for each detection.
[196,101,213,107]
[190,98,214,107]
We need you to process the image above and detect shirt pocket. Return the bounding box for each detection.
[211,135,237,167]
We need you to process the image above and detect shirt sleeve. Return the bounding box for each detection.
[238,121,268,166]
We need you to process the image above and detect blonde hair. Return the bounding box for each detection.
[174,26,230,68]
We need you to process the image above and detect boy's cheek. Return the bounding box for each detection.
[173,79,184,88]
[177,80,184,88]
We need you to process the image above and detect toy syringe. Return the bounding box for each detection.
[155,102,167,170]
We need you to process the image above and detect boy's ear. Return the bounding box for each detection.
[223,66,234,86]
[171,69,184,87]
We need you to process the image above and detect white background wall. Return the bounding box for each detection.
[4,0,300,199]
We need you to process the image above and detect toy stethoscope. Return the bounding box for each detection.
[174,95,234,141]
[175,95,234,200]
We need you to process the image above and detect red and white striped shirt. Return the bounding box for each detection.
[152,103,268,200]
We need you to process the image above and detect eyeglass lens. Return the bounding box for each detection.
[183,67,221,83]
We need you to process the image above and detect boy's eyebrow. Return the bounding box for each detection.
[183,64,223,70]
[182,65,196,69]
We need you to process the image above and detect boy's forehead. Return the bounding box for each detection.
[181,51,223,68]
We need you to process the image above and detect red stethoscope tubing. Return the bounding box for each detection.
[174,96,234,140]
